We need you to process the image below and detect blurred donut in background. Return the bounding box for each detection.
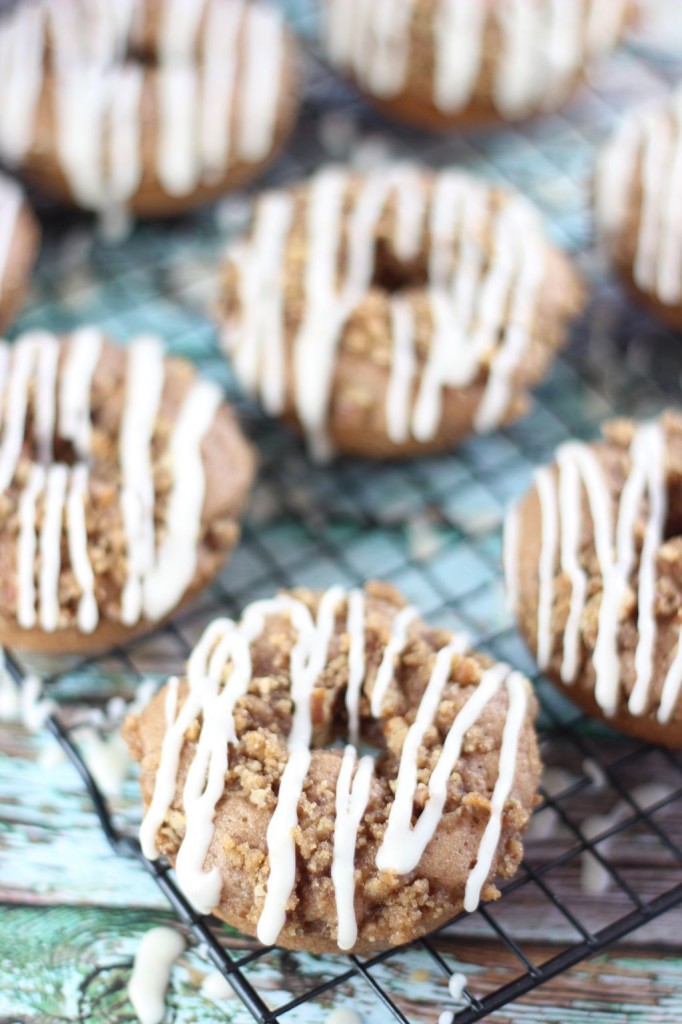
[320,0,636,131]
[0,0,301,225]
[595,87,682,332]
[0,172,39,332]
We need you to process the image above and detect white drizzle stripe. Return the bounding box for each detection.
[256,746,311,945]
[142,379,223,622]
[0,177,22,291]
[39,464,68,632]
[140,587,531,949]
[503,502,520,614]
[332,746,374,950]
[463,671,528,911]
[34,332,59,464]
[66,464,98,635]
[0,0,286,214]
[17,465,45,630]
[596,91,682,308]
[537,422,669,719]
[200,1,243,179]
[323,0,627,118]
[231,192,294,416]
[533,467,558,670]
[386,297,416,445]
[59,326,102,459]
[375,635,479,875]
[658,633,682,725]
[0,335,42,491]
[238,4,284,163]
[230,167,549,456]
[370,604,418,717]
[556,445,587,683]
[120,336,165,627]
[627,424,667,716]
[345,588,366,749]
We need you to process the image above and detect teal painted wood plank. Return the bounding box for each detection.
[1,906,682,1024]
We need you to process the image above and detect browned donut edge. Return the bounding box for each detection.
[0,198,40,334]
[16,30,301,217]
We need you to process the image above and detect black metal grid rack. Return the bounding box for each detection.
[5,2,682,1021]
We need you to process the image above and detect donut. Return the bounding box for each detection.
[0,173,39,333]
[0,0,300,221]
[217,166,584,461]
[320,0,634,131]
[505,411,682,748]
[0,328,256,654]
[595,88,682,331]
[123,581,541,954]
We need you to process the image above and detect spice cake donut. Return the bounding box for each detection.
[0,174,39,333]
[218,165,584,461]
[0,0,300,221]
[505,411,682,747]
[320,0,634,131]
[0,328,256,654]
[595,88,682,331]
[124,582,541,954]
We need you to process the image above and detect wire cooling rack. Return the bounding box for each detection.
[4,2,682,1021]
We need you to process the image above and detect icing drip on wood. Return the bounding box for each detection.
[2,330,219,635]
[228,168,549,458]
[596,90,682,307]
[0,0,287,215]
[139,587,530,949]
[323,0,627,119]
[128,926,186,1024]
[528,421,675,720]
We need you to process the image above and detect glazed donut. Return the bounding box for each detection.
[320,0,634,131]
[124,582,540,954]
[595,88,682,331]
[0,0,300,220]
[505,411,682,748]
[0,173,39,333]
[0,328,256,654]
[217,165,584,461]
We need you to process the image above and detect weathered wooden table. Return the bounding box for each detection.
[1,3,682,1022]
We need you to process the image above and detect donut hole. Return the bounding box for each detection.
[369,237,428,295]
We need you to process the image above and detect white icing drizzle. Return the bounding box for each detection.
[3,329,220,636]
[140,587,530,948]
[596,90,682,307]
[533,422,672,720]
[39,464,68,632]
[463,669,528,911]
[17,466,46,630]
[370,604,419,717]
[128,926,186,1024]
[142,379,223,621]
[533,467,558,670]
[0,175,23,293]
[502,501,520,614]
[0,0,288,214]
[66,464,98,634]
[332,745,374,949]
[59,326,103,459]
[120,336,166,627]
[229,168,549,458]
[345,588,366,749]
[323,0,628,119]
